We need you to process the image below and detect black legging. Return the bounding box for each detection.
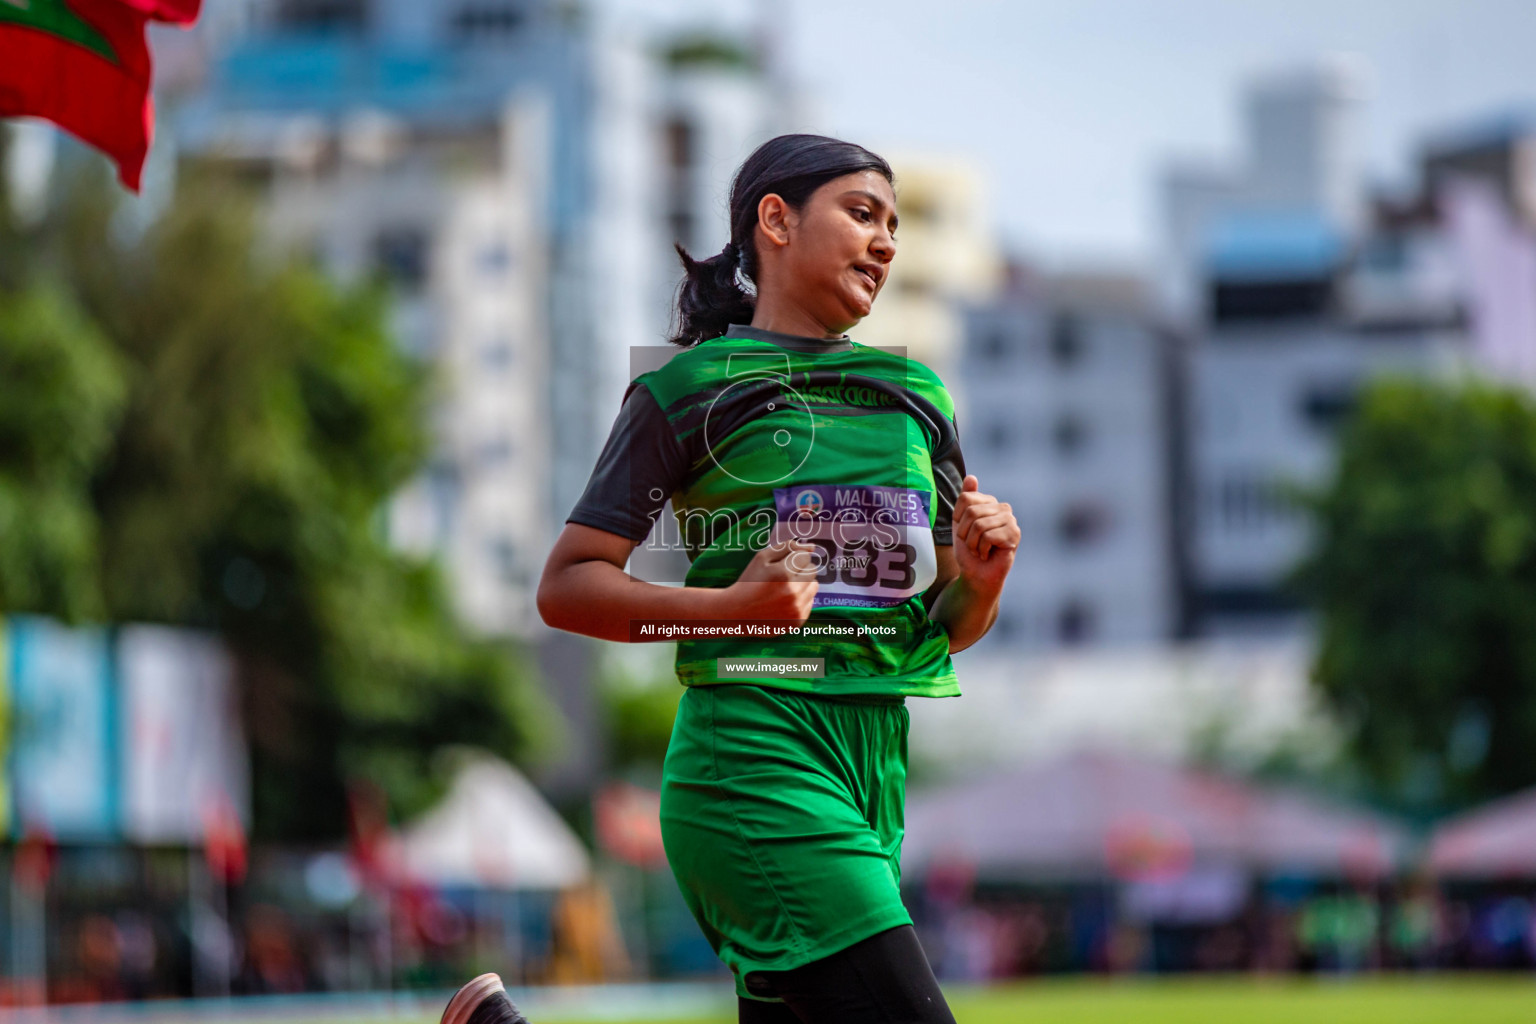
[735,925,956,1024]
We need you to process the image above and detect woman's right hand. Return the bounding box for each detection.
[721,539,820,624]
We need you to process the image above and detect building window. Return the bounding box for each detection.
[984,416,1012,454]
[1360,235,1408,272]
[451,4,526,40]
[476,438,514,469]
[478,242,511,276]
[1211,278,1332,322]
[1057,599,1095,644]
[1217,477,1255,529]
[1300,384,1357,432]
[373,228,429,288]
[427,463,458,549]
[977,327,1011,365]
[990,611,1018,642]
[1050,313,1084,368]
[1210,473,1294,531]
[277,0,366,32]
[1057,500,1110,547]
[664,116,694,170]
[489,537,521,584]
[664,117,697,246]
[1053,412,1089,457]
[480,336,515,371]
[669,208,696,250]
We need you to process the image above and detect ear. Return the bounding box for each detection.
[756,192,793,249]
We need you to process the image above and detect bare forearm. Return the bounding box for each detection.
[538,560,730,642]
[928,574,1003,654]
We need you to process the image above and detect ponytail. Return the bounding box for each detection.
[670,240,755,348]
[667,134,893,347]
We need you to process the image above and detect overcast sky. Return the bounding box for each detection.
[599,0,1536,271]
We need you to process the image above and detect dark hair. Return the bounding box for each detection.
[669,134,894,347]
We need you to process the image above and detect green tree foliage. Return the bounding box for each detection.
[0,286,124,618]
[661,34,759,72]
[0,164,550,839]
[1295,377,1536,813]
[600,652,682,781]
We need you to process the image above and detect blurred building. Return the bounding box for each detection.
[207,102,554,635]
[163,1,793,804]
[959,59,1381,650]
[1163,61,1474,638]
[656,37,781,263]
[171,0,597,637]
[1422,111,1536,229]
[169,1,786,641]
[1182,102,1536,637]
[1422,112,1536,386]
[1160,58,1368,322]
[856,156,1002,384]
[959,269,1185,650]
[1188,213,1465,637]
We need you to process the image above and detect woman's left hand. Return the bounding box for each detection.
[952,474,1019,593]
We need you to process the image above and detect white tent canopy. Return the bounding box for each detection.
[393,752,591,890]
[1428,786,1536,877]
[904,751,1409,880]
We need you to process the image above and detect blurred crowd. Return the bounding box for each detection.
[913,881,1536,980]
[0,846,649,1006]
[14,863,1536,1006]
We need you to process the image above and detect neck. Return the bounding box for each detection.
[749,294,849,340]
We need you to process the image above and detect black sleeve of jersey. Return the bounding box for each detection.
[932,415,966,546]
[565,382,688,542]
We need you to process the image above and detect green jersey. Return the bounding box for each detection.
[566,324,966,699]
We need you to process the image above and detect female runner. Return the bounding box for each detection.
[439,134,1018,1024]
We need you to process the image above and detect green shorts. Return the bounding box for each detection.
[659,684,912,1001]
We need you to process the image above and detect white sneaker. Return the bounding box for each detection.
[439,972,528,1024]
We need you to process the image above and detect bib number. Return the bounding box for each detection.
[771,484,938,609]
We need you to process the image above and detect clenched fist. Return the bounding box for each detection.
[952,474,1019,592]
[722,538,820,625]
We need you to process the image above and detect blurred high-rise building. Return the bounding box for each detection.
[165,1,791,800]
[170,0,788,642]
[1190,222,1464,637]
[1165,61,1473,639]
[1243,62,1367,228]
[656,36,781,262]
[959,269,1185,650]
[1160,58,1368,322]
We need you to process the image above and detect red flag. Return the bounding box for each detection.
[0,0,202,192]
[116,0,200,21]
[201,793,248,885]
[15,825,57,892]
[347,780,398,893]
[594,782,666,869]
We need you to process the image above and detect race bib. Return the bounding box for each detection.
[770,484,938,608]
